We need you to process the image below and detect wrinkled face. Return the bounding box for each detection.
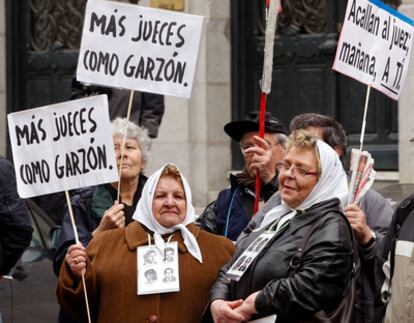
[152,175,187,228]
[113,135,143,179]
[240,131,285,177]
[278,146,319,208]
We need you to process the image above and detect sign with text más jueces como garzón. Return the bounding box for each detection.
[77,0,204,99]
[7,95,118,198]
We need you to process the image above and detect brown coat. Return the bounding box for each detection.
[57,222,234,323]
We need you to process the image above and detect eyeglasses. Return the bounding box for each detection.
[276,162,319,178]
[240,141,280,155]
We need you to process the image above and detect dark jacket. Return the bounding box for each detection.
[204,198,354,323]
[0,156,33,275]
[71,78,164,138]
[53,174,147,276]
[238,187,392,323]
[197,174,278,241]
[356,188,392,323]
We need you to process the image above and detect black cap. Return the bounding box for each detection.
[224,111,288,141]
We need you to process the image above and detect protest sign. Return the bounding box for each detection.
[333,0,414,100]
[77,0,204,98]
[7,95,118,198]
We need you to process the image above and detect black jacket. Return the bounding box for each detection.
[0,156,33,275]
[197,174,278,241]
[205,198,354,322]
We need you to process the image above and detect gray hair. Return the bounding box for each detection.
[272,133,289,149]
[111,117,151,165]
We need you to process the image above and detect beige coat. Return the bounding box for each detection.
[57,222,234,323]
[384,240,414,323]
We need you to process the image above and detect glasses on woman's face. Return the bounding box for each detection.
[276,161,319,179]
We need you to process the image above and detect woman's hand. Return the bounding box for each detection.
[65,244,87,278]
[93,201,125,236]
[211,299,245,323]
[232,291,259,321]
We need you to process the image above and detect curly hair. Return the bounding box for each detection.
[287,130,321,176]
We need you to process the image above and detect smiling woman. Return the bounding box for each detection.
[56,163,235,323]
[203,131,359,322]
[53,118,152,323]
[277,131,321,208]
[152,168,187,227]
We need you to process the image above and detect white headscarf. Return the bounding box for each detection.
[132,164,202,263]
[257,139,349,230]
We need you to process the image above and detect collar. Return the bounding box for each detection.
[106,173,147,205]
[125,222,201,253]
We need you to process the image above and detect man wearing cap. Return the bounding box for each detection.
[197,111,288,241]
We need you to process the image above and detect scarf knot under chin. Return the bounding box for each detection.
[132,164,203,263]
[257,140,349,231]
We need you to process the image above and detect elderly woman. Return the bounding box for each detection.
[204,130,355,323]
[57,164,235,323]
[53,118,150,274]
[53,118,151,323]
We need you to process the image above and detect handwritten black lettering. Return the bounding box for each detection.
[19,160,50,184]
[89,10,127,38]
[175,24,186,48]
[123,54,187,84]
[131,16,185,47]
[53,107,96,141]
[347,0,380,36]
[82,50,119,75]
[338,41,376,75]
[55,144,109,179]
[15,116,47,146]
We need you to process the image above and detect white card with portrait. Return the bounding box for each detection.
[226,232,274,281]
[137,242,180,295]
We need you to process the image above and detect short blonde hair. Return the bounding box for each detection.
[287,130,322,176]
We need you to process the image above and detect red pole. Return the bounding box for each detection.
[253,92,267,214]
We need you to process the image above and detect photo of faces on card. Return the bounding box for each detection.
[137,242,180,295]
[226,232,274,281]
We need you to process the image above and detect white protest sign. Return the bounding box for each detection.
[77,0,204,99]
[333,0,414,100]
[7,95,118,198]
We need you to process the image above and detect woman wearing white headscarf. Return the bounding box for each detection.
[57,164,234,323]
[204,130,355,323]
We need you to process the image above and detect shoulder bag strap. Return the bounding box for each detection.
[288,215,324,277]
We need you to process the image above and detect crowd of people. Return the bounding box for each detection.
[2,108,414,323]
